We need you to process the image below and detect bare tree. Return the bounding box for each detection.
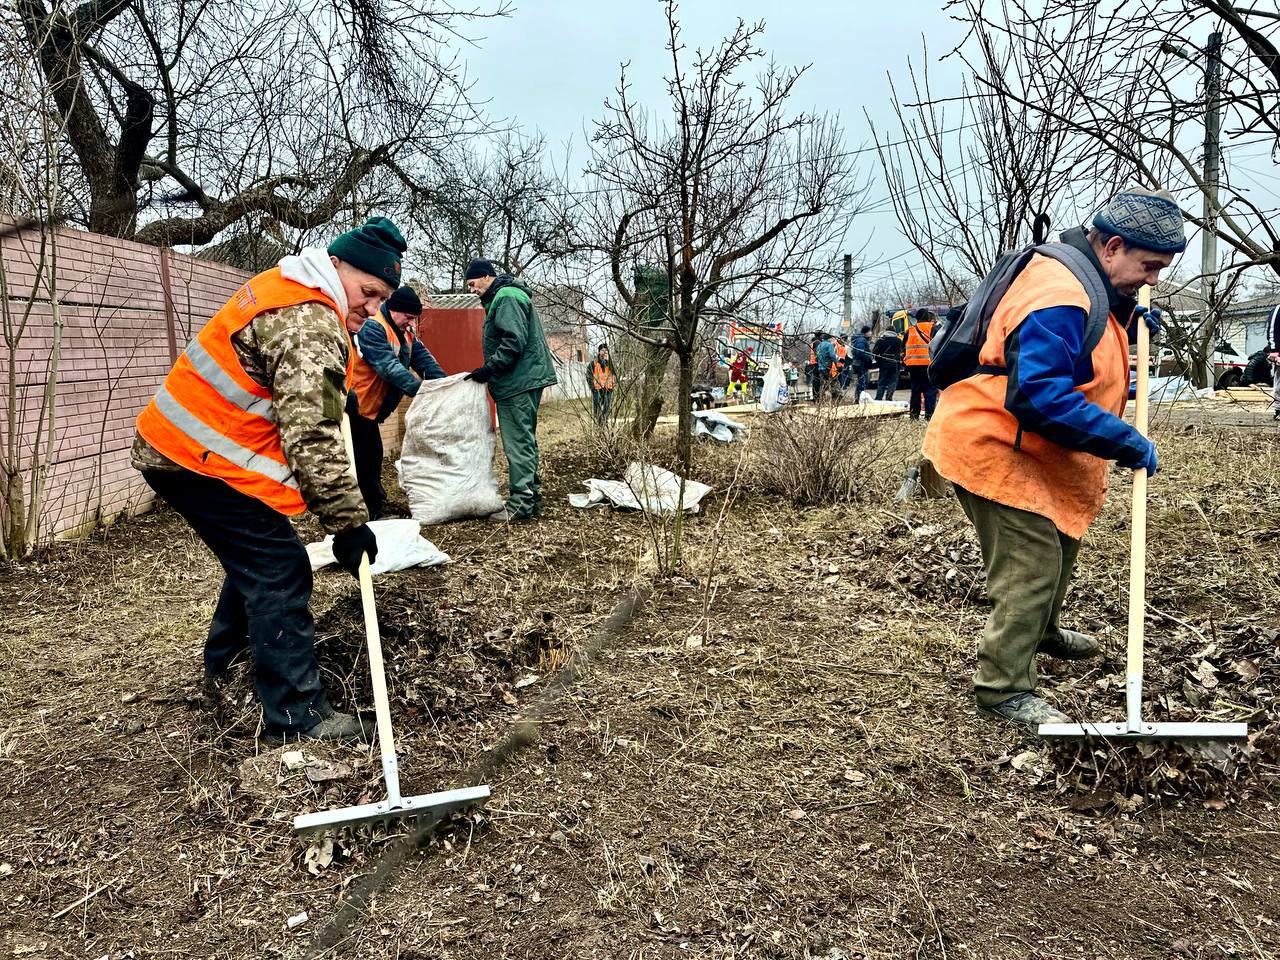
[8,0,509,248]
[576,2,867,472]
[871,28,1088,294]
[943,0,1279,384]
[0,13,71,558]
[417,133,576,289]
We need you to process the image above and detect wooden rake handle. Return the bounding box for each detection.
[340,414,401,804]
[1126,289,1151,725]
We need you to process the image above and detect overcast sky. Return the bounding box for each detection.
[459,0,970,314]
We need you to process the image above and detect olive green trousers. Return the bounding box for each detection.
[954,485,1081,706]
[495,388,544,518]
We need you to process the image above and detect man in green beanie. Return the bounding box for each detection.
[132,216,407,745]
[462,258,558,521]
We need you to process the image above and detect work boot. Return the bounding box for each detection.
[488,506,534,523]
[978,692,1069,730]
[261,710,368,745]
[1038,628,1101,661]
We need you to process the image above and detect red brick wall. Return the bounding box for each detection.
[0,220,250,541]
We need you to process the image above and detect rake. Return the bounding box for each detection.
[1039,291,1247,743]
[293,416,491,836]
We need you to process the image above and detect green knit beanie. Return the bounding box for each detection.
[328,216,407,284]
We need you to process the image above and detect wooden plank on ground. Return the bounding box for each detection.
[791,402,909,419]
[1224,386,1273,403]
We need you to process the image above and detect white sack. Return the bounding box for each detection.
[692,409,748,443]
[398,373,505,523]
[1147,375,1213,403]
[858,394,909,410]
[308,518,450,574]
[760,356,789,412]
[568,462,712,515]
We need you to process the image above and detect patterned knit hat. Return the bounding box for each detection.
[1093,188,1187,253]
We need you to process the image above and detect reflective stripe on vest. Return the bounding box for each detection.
[152,384,297,487]
[185,337,277,423]
[136,267,345,515]
[592,360,616,391]
[348,311,413,420]
[922,256,1128,540]
[904,321,934,366]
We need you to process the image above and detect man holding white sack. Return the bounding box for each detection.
[346,284,447,519]
[462,258,558,521]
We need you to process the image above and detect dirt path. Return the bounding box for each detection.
[1,407,1278,959]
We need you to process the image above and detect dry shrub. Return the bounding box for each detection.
[748,403,905,505]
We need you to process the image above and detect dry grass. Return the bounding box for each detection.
[3,402,1280,959]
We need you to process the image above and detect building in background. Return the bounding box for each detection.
[536,284,593,400]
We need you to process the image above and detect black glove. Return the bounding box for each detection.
[332,523,378,577]
[465,366,493,384]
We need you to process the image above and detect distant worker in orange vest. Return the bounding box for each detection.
[347,285,446,520]
[588,342,618,423]
[904,308,938,420]
[813,333,839,401]
[132,217,408,745]
[923,189,1180,729]
[835,337,851,390]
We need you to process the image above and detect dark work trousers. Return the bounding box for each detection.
[908,365,938,420]
[143,469,330,735]
[875,363,900,400]
[348,411,386,521]
[954,484,1081,706]
[853,365,870,402]
[812,369,833,402]
[591,388,613,424]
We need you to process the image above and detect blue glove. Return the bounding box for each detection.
[1133,306,1162,338]
[1118,438,1158,476]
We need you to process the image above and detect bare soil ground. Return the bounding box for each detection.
[2,399,1279,959]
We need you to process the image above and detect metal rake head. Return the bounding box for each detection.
[293,784,490,837]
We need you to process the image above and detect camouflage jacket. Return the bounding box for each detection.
[132,301,367,534]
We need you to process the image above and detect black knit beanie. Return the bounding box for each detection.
[386,286,423,314]
[464,258,498,281]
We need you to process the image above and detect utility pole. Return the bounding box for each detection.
[1199,30,1222,390]
[842,254,852,333]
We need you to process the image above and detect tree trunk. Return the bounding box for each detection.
[1191,323,1214,390]
[630,342,668,443]
[676,348,694,474]
[3,468,28,559]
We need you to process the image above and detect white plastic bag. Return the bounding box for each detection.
[760,356,788,412]
[398,373,505,523]
[307,518,450,574]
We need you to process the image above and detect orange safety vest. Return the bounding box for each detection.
[348,310,416,420]
[833,341,847,376]
[904,321,934,366]
[808,347,817,366]
[592,359,616,391]
[922,256,1130,539]
[136,268,348,515]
